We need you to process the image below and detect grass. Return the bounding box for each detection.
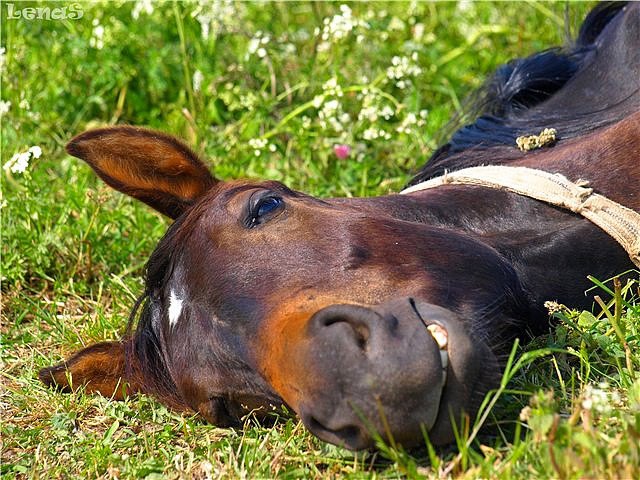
[1,1,639,478]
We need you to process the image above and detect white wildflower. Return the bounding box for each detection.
[386,55,422,87]
[406,113,418,124]
[239,93,257,109]
[193,0,244,40]
[397,111,427,134]
[248,138,268,156]
[29,146,42,158]
[323,77,338,90]
[397,114,415,134]
[192,70,204,93]
[4,146,41,174]
[321,100,339,116]
[322,77,343,97]
[358,91,382,123]
[380,105,395,120]
[248,37,260,55]
[318,99,348,133]
[0,100,11,116]
[317,41,331,53]
[363,127,390,141]
[312,95,325,109]
[292,29,310,43]
[4,152,30,173]
[317,4,368,48]
[582,382,618,415]
[363,127,378,140]
[90,19,104,50]
[388,17,405,31]
[413,23,425,41]
[19,99,30,110]
[359,104,379,122]
[131,0,154,19]
[247,31,270,59]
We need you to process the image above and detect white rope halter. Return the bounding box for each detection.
[401,165,640,268]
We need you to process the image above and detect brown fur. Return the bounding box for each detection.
[38,341,134,400]
[66,126,217,218]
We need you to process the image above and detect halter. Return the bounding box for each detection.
[400,165,640,269]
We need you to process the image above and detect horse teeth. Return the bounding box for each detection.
[439,350,449,371]
[427,324,448,350]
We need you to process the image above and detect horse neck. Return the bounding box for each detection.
[513,112,640,210]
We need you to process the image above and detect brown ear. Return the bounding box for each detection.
[39,341,137,400]
[66,126,217,218]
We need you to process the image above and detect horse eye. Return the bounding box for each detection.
[257,196,282,218]
[248,195,283,227]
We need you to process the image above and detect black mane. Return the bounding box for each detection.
[125,214,192,409]
[409,2,638,185]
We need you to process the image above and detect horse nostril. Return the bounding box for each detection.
[311,305,376,351]
[352,323,369,349]
[308,416,364,450]
[321,316,370,349]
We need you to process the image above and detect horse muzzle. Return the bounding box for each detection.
[271,298,497,450]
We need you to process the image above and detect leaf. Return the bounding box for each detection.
[578,311,597,328]
[102,420,120,446]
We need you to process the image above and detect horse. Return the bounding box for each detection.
[40,2,640,450]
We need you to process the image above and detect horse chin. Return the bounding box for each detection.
[284,299,498,450]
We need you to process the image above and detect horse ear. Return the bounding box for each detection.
[39,341,137,400]
[66,126,217,219]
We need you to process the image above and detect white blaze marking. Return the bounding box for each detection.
[168,289,184,328]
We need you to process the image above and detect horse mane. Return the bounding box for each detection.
[409,1,634,185]
[125,214,193,410]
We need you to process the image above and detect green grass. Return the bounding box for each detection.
[2,1,639,478]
